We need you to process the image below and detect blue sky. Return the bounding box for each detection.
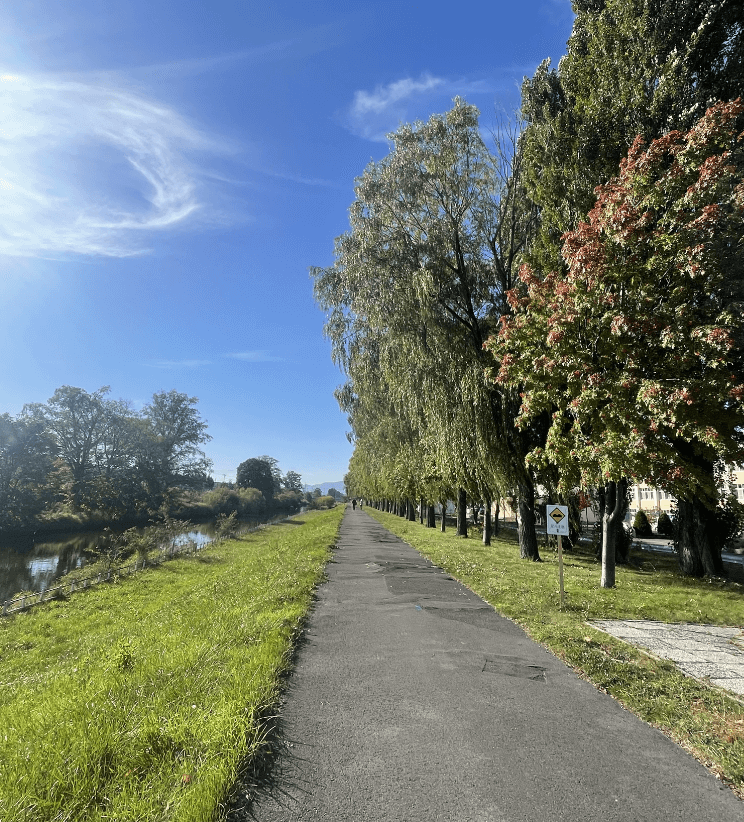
[0,0,575,487]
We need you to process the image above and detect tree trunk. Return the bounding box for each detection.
[493,497,500,535]
[676,496,726,577]
[517,481,540,560]
[457,488,468,537]
[419,497,425,524]
[596,487,605,559]
[601,478,627,588]
[440,500,447,532]
[407,498,416,521]
[614,485,631,564]
[482,496,492,546]
[427,504,436,528]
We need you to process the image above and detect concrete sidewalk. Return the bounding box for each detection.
[590,620,744,697]
[229,509,742,821]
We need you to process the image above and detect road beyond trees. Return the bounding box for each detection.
[233,508,742,821]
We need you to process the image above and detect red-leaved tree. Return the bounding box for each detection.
[486,99,744,582]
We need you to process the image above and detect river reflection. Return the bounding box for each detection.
[0,517,281,604]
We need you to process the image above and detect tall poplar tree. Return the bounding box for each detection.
[521,0,744,271]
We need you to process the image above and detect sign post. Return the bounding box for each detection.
[546,504,569,608]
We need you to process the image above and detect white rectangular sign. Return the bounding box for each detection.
[546,504,569,536]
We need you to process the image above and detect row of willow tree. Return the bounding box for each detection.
[312,0,744,586]
[0,386,212,530]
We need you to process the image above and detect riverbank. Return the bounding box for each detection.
[0,499,304,540]
[0,507,307,605]
[0,506,344,822]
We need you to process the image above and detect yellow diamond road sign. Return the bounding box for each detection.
[546,504,569,535]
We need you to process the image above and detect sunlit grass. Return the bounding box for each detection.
[0,506,343,822]
[365,508,744,797]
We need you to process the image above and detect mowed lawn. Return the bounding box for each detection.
[0,506,343,822]
[364,507,744,798]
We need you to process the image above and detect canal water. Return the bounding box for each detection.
[0,516,288,604]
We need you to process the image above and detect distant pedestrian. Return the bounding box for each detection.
[352,498,357,510]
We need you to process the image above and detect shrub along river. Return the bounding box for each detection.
[0,515,290,605]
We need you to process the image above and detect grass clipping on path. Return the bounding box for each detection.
[365,508,744,797]
[0,506,343,822]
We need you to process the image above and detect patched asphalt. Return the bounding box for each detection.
[228,508,743,821]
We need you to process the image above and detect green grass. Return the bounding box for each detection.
[365,508,744,797]
[0,506,343,822]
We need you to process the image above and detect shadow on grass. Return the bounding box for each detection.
[223,590,324,821]
[193,554,226,565]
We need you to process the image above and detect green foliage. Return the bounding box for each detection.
[236,457,276,500]
[138,390,212,507]
[633,510,653,538]
[201,485,265,518]
[90,527,128,570]
[0,507,343,821]
[273,489,304,511]
[120,526,157,567]
[213,511,240,541]
[310,495,336,510]
[313,99,538,544]
[710,493,744,550]
[3,387,212,529]
[0,413,58,529]
[487,100,744,504]
[282,469,303,493]
[656,511,675,536]
[520,0,744,272]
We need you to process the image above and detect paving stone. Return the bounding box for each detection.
[589,619,744,699]
[710,677,744,696]
[697,651,743,664]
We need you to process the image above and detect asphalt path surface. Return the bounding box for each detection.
[229,509,742,821]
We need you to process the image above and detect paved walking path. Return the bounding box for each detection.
[231,509,742,821]
[590,620,744,697]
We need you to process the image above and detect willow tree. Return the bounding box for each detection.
[313,99,542,557]
[341,378,427,516]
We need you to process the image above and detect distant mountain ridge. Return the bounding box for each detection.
[304,481,346,495]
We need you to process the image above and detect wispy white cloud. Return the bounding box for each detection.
[129,20,345,81]
[227,351,285,363]
[0,72,218,258]
[147,359,213,369]
[346,73,445,141]
[352,74,445,117]
[343,72,529,142]
[262,169,342,189]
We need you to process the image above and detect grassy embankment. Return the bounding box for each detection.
[0,506,343,822]
[365,507,744,797]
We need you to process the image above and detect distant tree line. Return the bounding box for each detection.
[313,0,744,585]
[0,386,213,531]
[0,391,311,532]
